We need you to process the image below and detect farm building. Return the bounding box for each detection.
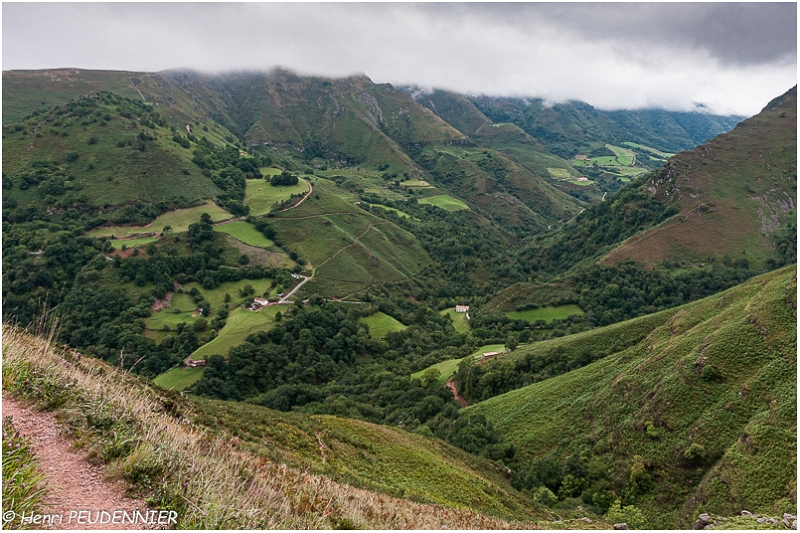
[574,177,590,182]
[455,305,470,313]
[250,297,269,310]
[481,352,499,360]
[185,357,207,368]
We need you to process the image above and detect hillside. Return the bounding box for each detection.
[466,265,797,528]
[602,86,797,269]
[521,86,797,274]
[468,95,744,159]
[1,323,622,529]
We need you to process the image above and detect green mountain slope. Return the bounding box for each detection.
[2,92,223,212]
[522,87,797,273]
[603,86,797,269]
[469,95,744,159]
[466,265,797,527]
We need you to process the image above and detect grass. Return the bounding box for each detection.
[2,417,49,530]
[622,142,675,159]
[505,304,584,324]
[88,201,232,238]
[144,292,200,330]
[418,195,470,212]
[192,306,282,359]
[412,344,506,384]
[358,312,407,338]
[245,179,309,216]
[184,278,276,310]
[214,221,274,248]
[441,308,470,334]
[109,236,158,250]
[547,168,572,179]
[568,179,595,187]
[1,324,549,529]
[468,266,797,527]
[152,366,206,391]
[399,179,434,188]
[366,203,417,220]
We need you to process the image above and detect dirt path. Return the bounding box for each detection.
[314,222,387,271]
[2,396,149,530]
[274,178,313,213]
[446,382,468,408]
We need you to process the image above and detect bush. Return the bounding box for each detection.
[605,499,648,529]
[65,150,79,162]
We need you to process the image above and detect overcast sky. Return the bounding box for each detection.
[3,3,796,116]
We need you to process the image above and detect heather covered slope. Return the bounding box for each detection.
[603,86,797,269]
[466,265,797,528]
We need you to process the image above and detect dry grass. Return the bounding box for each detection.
[1,324,540,529]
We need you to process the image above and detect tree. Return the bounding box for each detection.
[505,336,519,352]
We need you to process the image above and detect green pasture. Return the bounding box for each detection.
[505,304,584,324]
[568,180,595,187]
[605,144,635,158]
[214,221,274,248]
[610,167,648,176]
[358,312,407,338]
[110,237,158,250]
[153,366,205,391]
[245,179,309,216]
[144,293,201,331]
[400,179,434,188]
[259,167,283,177]
[547,168,572,179]
[622,142,675,158]
[192,306,282,359]
[88,201,232,238]
[184,277,276,310]
[366,204,417,220]
[441,308,470,334]
[419,195,469,212]
[412,344,506,384]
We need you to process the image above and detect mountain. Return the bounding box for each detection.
[467,95,744,159]
[522,86,797,273]
[466,265,797,528]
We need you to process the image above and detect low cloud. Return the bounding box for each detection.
[3,3,795,116]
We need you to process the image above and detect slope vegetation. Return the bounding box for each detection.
[603,87,797,269]
[467,265,797,527]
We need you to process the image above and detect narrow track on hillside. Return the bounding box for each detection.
[274,178,313,213]
[314,222,388,271]
[2,396,149,530]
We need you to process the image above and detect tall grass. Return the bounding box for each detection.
[2,417,49,530]
[2,324,539,529]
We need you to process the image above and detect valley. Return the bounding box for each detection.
[2,67,795,530]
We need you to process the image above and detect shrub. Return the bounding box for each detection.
[605,499,648,529]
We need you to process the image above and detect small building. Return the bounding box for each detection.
[455,305,470,313]
[481,352,499,360]
[290,273,303,279]
[574,177,590,182]
[185,357,207,368]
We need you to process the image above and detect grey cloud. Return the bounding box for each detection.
[2,3,796,116]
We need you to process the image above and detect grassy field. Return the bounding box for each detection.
[88,201,232,238]
[214,221,274,248]
[144,292,201,331]
[622,141,676,159]
[184,277,276,310]
[441,308,470,334]
[412,344,506,384]
[152,366,205,391]
[567,179,595,186]
[259,166,283,177]
[468,266,797,527]
[191,306,282,359]
[547,168,572,179]
[505,304,584,323]
[245,178,309,216]
[399,178,434,188]
[366,203,417,220]
[419,195,470,211]
[358,312,407,338]
[109,236,158,250]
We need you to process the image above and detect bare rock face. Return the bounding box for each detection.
[741,510,754,517]
[613,523,629,530]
